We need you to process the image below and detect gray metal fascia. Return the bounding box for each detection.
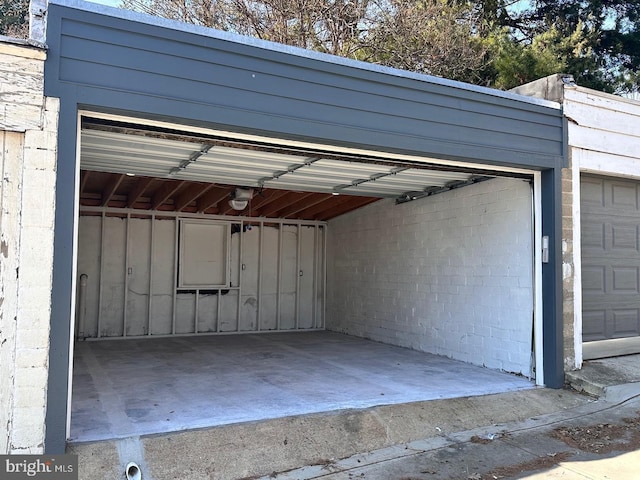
[49,0,559,110]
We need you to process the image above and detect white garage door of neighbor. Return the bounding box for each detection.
[582,174,640,359]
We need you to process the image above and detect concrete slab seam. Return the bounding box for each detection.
[116,436,151,480]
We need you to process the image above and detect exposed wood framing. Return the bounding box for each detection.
[100,174,125,207]
[150,180,184,210]
[126,176,154,208]
[174,183,214,212]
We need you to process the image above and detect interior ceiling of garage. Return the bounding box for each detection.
[79,118,500,221]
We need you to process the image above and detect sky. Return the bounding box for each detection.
[87,0,122,7]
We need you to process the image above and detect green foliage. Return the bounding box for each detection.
[0,0,29,38]
[502,0,640,93]
[363,0,489,83]
[488,21,604,90]
[120,0,640,92]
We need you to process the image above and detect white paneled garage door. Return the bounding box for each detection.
[582,174,640,359]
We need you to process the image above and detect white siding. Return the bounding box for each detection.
[564,87,640,364]
[327,177,534,376]
[566,88,640,178]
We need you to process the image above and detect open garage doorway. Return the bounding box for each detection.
[69,113,541,442]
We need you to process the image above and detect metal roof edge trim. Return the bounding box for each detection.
[0,34,47,50]
[570,85,640,107]
[50,0,561,111]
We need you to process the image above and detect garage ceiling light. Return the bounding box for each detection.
[229,187,253,210]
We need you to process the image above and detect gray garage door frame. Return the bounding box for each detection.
[44,0,566,453]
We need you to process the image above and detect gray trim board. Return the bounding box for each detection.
[44,0,566,453]
[44,2,564,169]
[541,168,564,388]
[45,100,78,454]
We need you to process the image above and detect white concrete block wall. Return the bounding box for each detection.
[327,177,534,375]
[0,41,58,453]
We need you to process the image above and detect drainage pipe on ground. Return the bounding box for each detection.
[125,462,142,480]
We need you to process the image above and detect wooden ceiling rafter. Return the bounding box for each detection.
[294,195,353,219]
[150,180,184,210]
[126,176,155,208]
[249,190,289,211]
[256,191,304,217]
[80,170,91,194]
[174,183,214,212]
[101,173,125,207]
[273,192,322,218]
[79,170,382,221]
[196,187,230,213]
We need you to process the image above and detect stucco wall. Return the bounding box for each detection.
[0,41,58,453]
[326,177,534,376]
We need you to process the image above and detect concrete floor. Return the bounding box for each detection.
[566,353,640,397]
[70,331,533,442]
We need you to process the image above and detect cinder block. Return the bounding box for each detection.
[15,348,48,369]
[15,321,50,350]
[9,409,46,451]
[13,384,47,410]
[328,177,534,375]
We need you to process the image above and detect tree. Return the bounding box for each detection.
[122,0,491,82]
[502,0,640,93]
[0,0,29,39]
[487,22,599,90]
[120,0,640,92]
[122,0,373,56]
[362,0,488,83]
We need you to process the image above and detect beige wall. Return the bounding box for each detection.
[0,41,59,454]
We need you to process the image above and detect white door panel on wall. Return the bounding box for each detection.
[260,226,280,331]
[101,217,126,337]
[179,220,230,288]
[298,226,317,329]
[280,226,299,330]
[126,218,151,336]
[239,227,259,331]
[149,218,176,335]
[76,216,101,338]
